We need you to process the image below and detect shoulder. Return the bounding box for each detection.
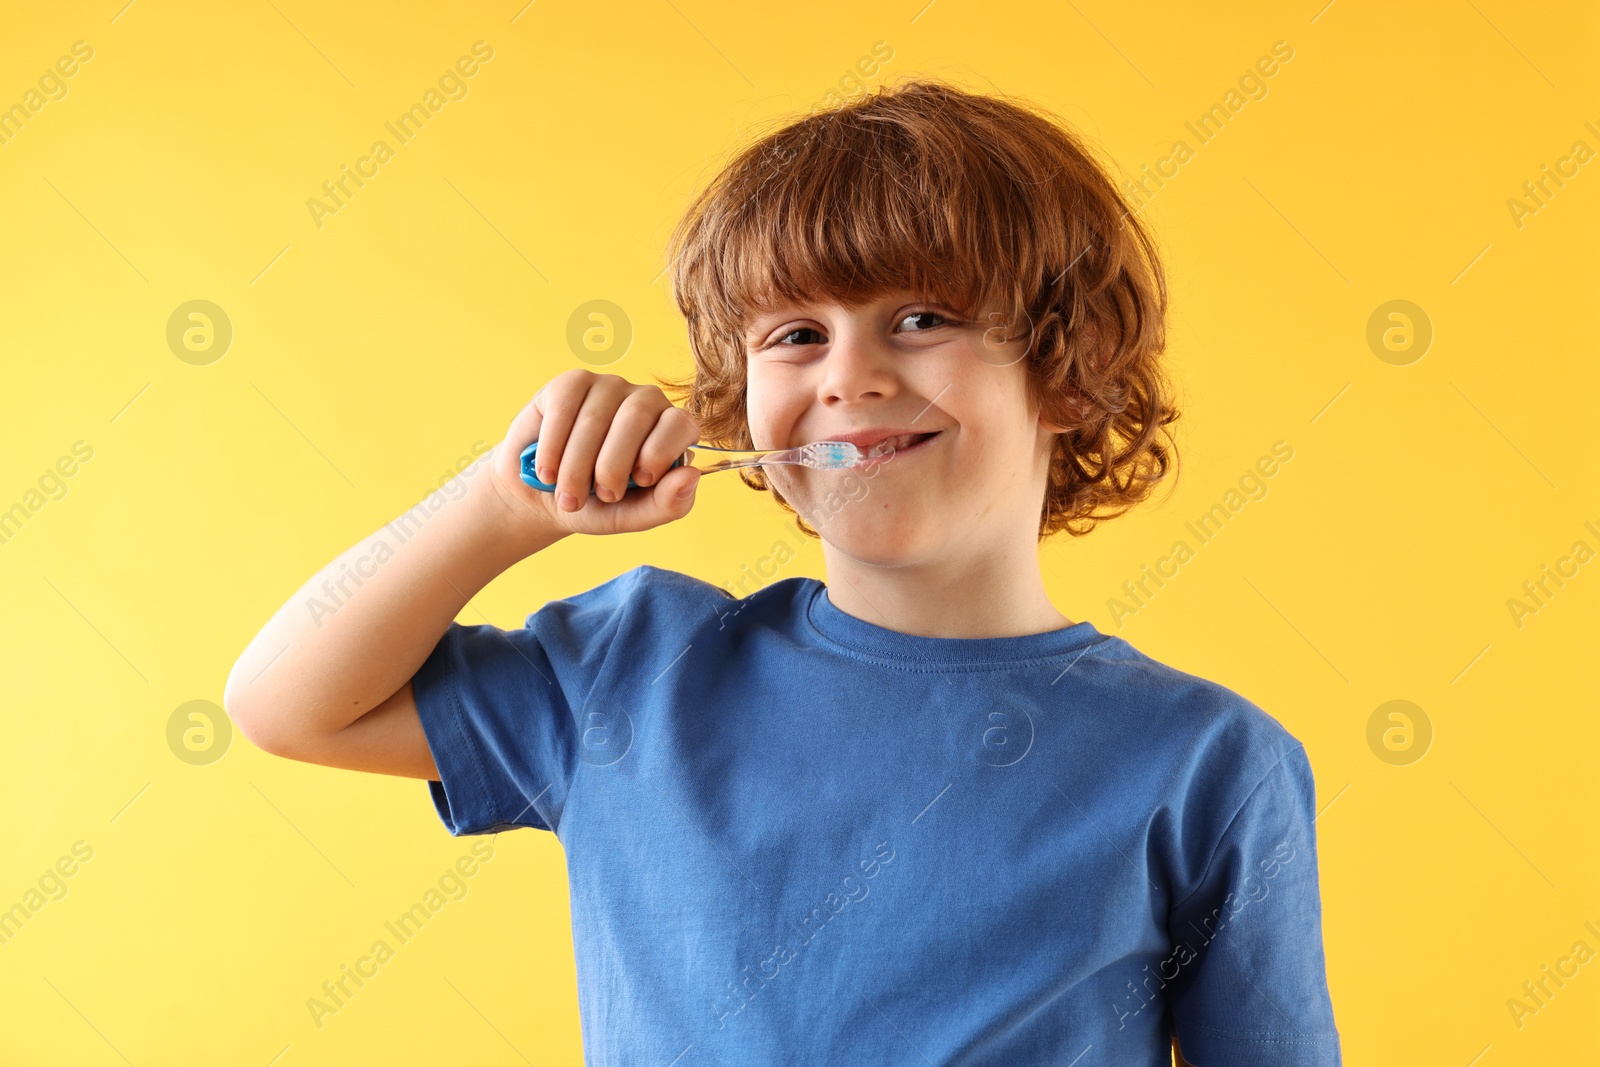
[1087,635,1308,793]
[529,564,734,616]
[627,564,819,617]
[549,565,817,630]
[1091,645,1326,893]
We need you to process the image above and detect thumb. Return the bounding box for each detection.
[656,464,701,516]
[610,464,700,531]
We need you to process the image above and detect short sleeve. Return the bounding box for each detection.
[411,569,639,836]
[1166,744,1342,1065]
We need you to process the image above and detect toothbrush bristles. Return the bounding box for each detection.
[808,441,862,469]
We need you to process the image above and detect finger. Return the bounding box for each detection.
[515,371,592,488]
[656,463,701,515]
[592,390,668,503]
[632,406,701,488]
[606,462,700,530]
[554,374,631,511]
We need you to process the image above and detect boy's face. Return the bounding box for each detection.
[743,290,1067,567]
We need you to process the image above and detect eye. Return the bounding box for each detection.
[897,310,952,333]
[754,309,957,353]
[770,325,826,348]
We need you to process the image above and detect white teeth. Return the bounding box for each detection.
[866,434,923,456]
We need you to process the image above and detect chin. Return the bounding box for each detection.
[813,511,938,567]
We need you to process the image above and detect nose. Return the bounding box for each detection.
[818,323,899,405]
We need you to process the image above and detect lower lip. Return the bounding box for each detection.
[854,432,941,469]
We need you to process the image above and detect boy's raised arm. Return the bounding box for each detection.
[221,371,702,778]
[221,444,562,772]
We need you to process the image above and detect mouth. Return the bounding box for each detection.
[857,431,940,465]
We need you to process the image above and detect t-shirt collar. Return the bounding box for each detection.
[802,580,1107,669]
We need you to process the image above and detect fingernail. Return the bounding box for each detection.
[634,467,652,487]
[596,485,615,503]
[539,466,556,483]
[557,492,578,510]
[676,479,696,499]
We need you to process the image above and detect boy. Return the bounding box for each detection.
[226,79,1341,1065]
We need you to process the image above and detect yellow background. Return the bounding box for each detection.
[2,0,1596,1063]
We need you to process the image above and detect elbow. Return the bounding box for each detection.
[223,663,293,758]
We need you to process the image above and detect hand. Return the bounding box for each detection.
[484,370,702,538]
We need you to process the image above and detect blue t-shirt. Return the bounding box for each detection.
[412,564,1341,1066]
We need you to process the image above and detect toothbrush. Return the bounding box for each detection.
[518,439,869,494]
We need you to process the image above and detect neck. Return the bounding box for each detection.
[819,540,1073,639]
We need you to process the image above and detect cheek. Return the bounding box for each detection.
[745,374,813,450]
[950,404,1035,473]
[742,392,776,447]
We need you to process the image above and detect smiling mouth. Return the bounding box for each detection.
[861,432,939,460]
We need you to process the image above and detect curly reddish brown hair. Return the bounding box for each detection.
[655,77,1181,541]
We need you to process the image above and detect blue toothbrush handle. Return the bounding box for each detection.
[519,439,686,494]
